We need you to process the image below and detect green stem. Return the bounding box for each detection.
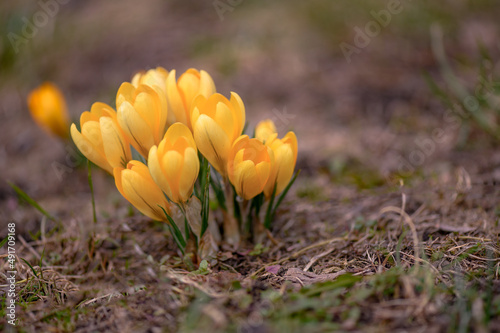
[87,160,97,225]
[223,180,240,247]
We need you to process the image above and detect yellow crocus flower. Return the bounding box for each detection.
[131,66,169,92]
[27,82,70,139]
[148,123,200,204]
[116,82,168,158]
[166,68,216,128]
[191,92,245,175]
[227,135,272,200]
[255,119,277,144]
[263,131,298,198]
[114,160,170,221]
[131,67,173,125]
[70,102,131,173]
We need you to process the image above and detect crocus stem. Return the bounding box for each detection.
[223,180,240,247]
[240,199,252,238]
[87,159,97,225]
[253,200,268,244]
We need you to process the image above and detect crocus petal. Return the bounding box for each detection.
[199,70,216,97]
[193,114,230,174]
[100,117,131,168]
[117,101,154,157]
[115,161,169,221]
[166,70,187,125]
[178,147,199,202]
[71,124,112,173]
[148,146,174,202]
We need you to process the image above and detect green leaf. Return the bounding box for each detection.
[159,205,186,254]
[190,260,210,275]
[8,182,58,223]
[271,170,300,221]
[200,165,210,238]
[264,182,277,229]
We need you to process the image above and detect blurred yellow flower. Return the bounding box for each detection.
[166,68,216,128]
[70,102,131,174]
[116,82,168,158]
[263,131,298,198]
[114,160,170,221]
[148,123,200,204]
[227,135,272,200]
[27,82,70,139]
[255,119,277,143]
[191,92,245,175]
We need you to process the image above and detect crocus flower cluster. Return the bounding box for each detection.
[28,67,298,262]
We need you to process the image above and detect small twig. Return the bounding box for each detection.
[165,269,225,298]
[303,247,336,272]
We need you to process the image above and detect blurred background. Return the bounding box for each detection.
[1,0,500,228]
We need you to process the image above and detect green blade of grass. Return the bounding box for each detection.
[0,236,8,248]
[21,258,38,277]
[8,181,58,222]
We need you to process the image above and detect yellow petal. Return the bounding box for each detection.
[179,147,199,202]
[100,117,131,168]
[229,92,245,138]
[116,82,135,106]
[117,101,154,158]
[116,161,168,221]
[178,69,201,110]
[164,122,196,150]
[255,119,277,143]
[162,150,183,203]
[234,160,260,200]
[71,123,112,173]
[214,101,236,140]
[90,102,116,119]
[148,145,174,201]
[264,132,298,197]
[166,70,187,125]
[199,70,216,97]
[193,114,230,175]
[134,89,160,134]
[282,131,298,164]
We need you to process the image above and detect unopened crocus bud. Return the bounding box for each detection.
[27,82,70,139]
[263,131,298,198]
[116,82,168,158]
[148,123,199,204]
[166,68,216,128]
[71,102,131,173]
[131,66,169,92]
[114,160,170,221]
[227,135,272,200]
[191,92,245,175]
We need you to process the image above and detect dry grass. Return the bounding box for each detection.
[2,167,500,332]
